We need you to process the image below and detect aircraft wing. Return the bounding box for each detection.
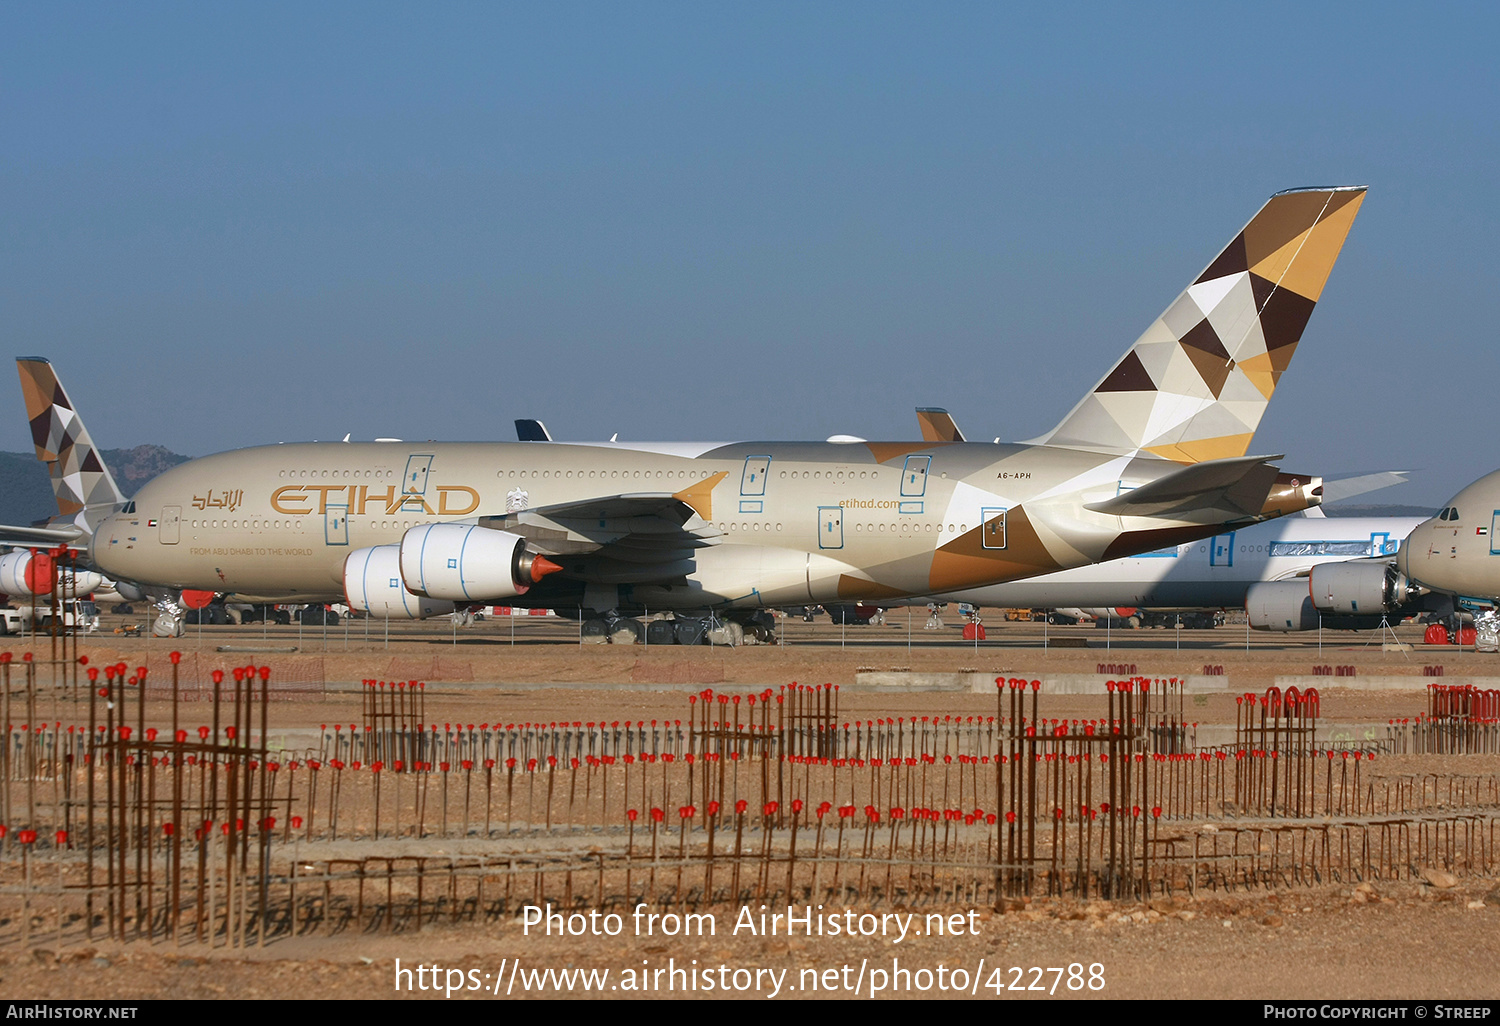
[478,473,727,584]
[1084,454,1292,521]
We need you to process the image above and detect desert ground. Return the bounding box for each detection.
[2,608,1497,1001]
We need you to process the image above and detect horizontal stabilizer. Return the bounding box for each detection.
[1085,454,1284,520]
[0,524,87,548]
[1319,470,1410,505]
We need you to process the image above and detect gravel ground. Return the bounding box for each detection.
[4,621,1499,1001]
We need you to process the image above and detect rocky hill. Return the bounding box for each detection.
[0,445,190,525]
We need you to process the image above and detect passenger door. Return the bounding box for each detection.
[818,506,844,550]
[160,506,181,545]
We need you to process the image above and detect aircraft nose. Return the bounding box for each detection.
[90,515,123,573]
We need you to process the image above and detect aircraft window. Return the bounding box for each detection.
[1451,508,1461,520]
[779,472,786,479]
[776,523,782,531]
[860,472,867,479]
[925,524,932,532]
[960,524,967,532]
[279,471,285,478]
[855,523,862,532]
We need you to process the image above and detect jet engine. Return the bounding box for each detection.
[0,550,106,597]
[114,581,148,603]
[343,545,456,619]
[1245,581,1319,632]
[1248,562,1411,632]
[1308,562,1410,616]
[398,523,563,602]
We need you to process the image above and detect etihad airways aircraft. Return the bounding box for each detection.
[1396,469,1500,610]
[13,188,1367,636]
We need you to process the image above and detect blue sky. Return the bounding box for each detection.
[2,2,1494,507]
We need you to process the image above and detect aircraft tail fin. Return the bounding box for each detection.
[1038,187,1366,462]
[15,358,126,514]
[916,408,966,443]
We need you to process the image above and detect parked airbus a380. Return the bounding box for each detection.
[10,188,1367,638]
[1227,469,1500,637]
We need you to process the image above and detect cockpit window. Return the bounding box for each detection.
[120,501,136,514]
[1439,507,1459,521]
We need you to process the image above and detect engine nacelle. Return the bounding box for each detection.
[114,580,147,603]
[1309,562,1409,616]
[1246,580,1319,632]
[0,550,106,597]
[398,523,561,602]
[344,545,455,620]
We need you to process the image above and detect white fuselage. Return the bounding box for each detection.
[935,516,1422,610]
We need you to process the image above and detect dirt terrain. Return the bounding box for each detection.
[3,612,1497,1001]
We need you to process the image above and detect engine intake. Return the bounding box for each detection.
[344,545,455,620]
[398,523,562,602]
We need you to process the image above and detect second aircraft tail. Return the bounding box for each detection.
[16,357,126,515]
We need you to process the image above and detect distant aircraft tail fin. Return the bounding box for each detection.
[15,358,126,514]
[1038,187,1366,462]
[916,408,966,443]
